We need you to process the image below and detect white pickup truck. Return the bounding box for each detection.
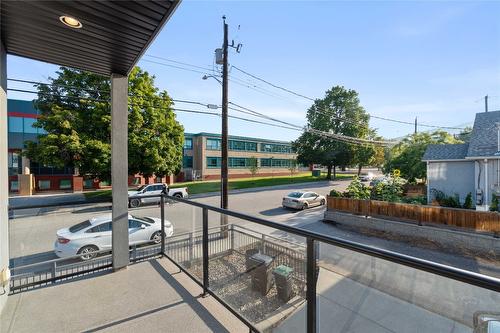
[128,183,188,208]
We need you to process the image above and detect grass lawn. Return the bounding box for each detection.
[84,172,354,200]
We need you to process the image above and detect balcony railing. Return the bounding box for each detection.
[8,194,500,333]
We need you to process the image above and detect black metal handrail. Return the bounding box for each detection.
[8,194,500,333]
[166,194,500,293]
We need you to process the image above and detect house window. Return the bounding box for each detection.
[38,180,51,190]
[59,179,72,189]
[183,156,193,168]
[132,177,141,185]
[206,138,221,150]
[183,138,193,150]
[206,157,221,168]
[155,177,163,183]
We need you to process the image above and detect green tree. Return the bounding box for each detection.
[25,66,184,181]
[456,126,472,143]
[293,86,372,180]
[247,156,259,178]
[384,130,461,182]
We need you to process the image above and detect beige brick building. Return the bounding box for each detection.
[179,132,300,181]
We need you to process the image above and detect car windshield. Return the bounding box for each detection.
[136,185,146,191]
[132,215,153,224]
[69,220,92,233]
[288,192,304,198]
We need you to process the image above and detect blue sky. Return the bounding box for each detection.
[7,1,500,140]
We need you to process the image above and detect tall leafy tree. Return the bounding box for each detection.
[384,130,461,182]
[25,66,184,181]
[293,86,372,180]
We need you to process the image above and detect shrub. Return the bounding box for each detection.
[345,177,371,200]
[430,189,461,208]
[401,196,427,205]
[371,176,407,202]
[490,195,499,212]
[329,189,343,197]
[463,192,473,209]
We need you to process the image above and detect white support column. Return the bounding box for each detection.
[426,161,430,204]
[0,40,10,311]
[111,74,129,270]
[484,159,489,209]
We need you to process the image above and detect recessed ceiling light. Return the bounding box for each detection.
[59,15,82,29]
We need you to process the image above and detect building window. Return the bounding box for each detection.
[8,117,23,133]
[260,143,292,154]
[183,156,193,168]
[229,140,257,152]
[84,179,94,188]
[228,157,250,168]
[8,152,21,176]
[260,158,292,168]
[23,118,38,134]
[183,138,193,150]
[38,180,51,190]
[155,177,163,183]
[132,177,141,185]
[10,180,19,191]
[206,138,221,150]
[59,179,72,189]
[206,157,221,168]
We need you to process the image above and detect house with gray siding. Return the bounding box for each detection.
[423,110,500,210]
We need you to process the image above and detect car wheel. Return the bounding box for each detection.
[302,202,309,210]
[320,199,326,206]
[151,231,164,244]
[173,193,183,199]
[130,198,141,208]
[77,245,98,261]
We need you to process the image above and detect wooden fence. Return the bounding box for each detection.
[327,196,500,234]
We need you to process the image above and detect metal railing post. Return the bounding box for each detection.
[161,195,165,255]
[230,224,235,251]
[52,261,57,279]
[261,234,266,254]
[306,237,317,333]
[202,207,209,296]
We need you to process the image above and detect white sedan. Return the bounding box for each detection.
[282,191,326,210]
[54,214,173,260]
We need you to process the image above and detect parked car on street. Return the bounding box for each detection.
[360,172,375,182]
[54,214,174,260]
[370,176,389,187]
[282,191,326,210]
[128,183,188,208]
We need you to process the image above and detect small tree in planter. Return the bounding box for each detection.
[288,159,298,179]
[371,176,407,202]
[248,156,259,178]
[463,192,473,209]
[345,177,371,199]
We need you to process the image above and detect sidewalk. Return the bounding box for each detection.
[275,267,470,333]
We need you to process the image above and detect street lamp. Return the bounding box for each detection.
[202,74,222,85]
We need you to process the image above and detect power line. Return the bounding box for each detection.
[232,65,315,101]
[231,65,466,131]
[144,54,215,72]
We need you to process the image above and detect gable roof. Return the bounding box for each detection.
[466,110,500,157]
[422,143,469,161]
[423,110,500,162]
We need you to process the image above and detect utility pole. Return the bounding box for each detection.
[221,16,229,212]
[485,95,489,113]
[414,117,417,134]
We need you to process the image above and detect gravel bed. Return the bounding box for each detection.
[190,251,305,324]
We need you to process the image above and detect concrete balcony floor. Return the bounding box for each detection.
[1,258,246,333]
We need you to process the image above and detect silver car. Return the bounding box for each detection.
[282,191,326,210]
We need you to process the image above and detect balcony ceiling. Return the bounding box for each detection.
[1,0,180,76]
